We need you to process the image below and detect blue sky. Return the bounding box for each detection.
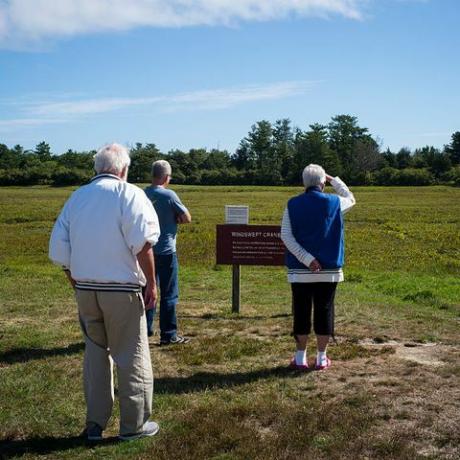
[0,0,459,154]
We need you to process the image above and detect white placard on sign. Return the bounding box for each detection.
[225,205,249,224]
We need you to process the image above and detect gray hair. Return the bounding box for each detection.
[94,143,130,175]
[302,164,326,188]
[152,160,172,179]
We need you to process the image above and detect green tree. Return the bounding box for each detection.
[292,124,341,184]
[57,149,94,171]
[129,143,163,183]
[272,119,295,183]
[0,144,19,169]
[203,149,231,170]
[414,146,451,178]
[412,149,428,168]
[382,148,397,168]
[445,131,460,165]
[35,141,52,160]
[396,148,412,169]
[352,138,382,184]
[233,120,281,184]
[168,149,196,182]
[430,152,451,177]
[251,120,283,184]
[327,115,372,181]
[232,139,255,170]
[188,148,208,170]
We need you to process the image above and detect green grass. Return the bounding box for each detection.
[0,185,459,459]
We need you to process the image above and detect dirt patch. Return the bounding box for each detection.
[396,343,447,366]
[359,338,456,367]
[314,339,460,459]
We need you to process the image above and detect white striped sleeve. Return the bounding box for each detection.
[330,177,356,214]
[281,207,315,267]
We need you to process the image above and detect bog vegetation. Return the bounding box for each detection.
[1,115,459,187]
[0,184,459,459]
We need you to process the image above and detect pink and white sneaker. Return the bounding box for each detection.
[289,357,309,370]
[315,356,331,370]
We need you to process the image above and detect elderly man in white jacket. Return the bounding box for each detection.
[49,143,161,441]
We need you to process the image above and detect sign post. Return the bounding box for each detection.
[216,224,285,313]
[232,264,240,313]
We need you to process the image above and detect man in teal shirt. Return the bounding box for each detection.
[144,160,192,345]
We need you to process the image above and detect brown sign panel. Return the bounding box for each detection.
[216,224,285,266]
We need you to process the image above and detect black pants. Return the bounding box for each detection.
[291,282,337,336]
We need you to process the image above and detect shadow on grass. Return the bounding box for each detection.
[182,312,291,321]
[0,435,118,459]
[155,365,310,395]
[0,342,84,365]
[0,368,309,457]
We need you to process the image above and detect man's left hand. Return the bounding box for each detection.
[144,282,157,310]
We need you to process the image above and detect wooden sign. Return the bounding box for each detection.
[216,224,285,266]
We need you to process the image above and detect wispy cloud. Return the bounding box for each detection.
[0,0,366,48]
[0,80,318,130]
[0,117,65,128]
[166,81,317,110]
[30,97,163,117]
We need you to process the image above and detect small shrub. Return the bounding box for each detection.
[446,166,460,186]
[397,168,434,185]
[52,168,92,186]
[373,167,434,185]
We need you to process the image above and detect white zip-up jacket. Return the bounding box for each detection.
[49,174,160,290]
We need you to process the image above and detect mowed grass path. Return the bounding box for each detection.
[0,185,459,459]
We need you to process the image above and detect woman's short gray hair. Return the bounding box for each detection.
[94,143,131,175]
[152,160,172,179]
[302,164,326,188]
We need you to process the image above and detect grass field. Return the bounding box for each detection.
[0,184,459,459]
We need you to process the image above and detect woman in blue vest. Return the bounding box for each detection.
[281,164,355,370]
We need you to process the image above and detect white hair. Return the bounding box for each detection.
[94,143,130,175]
[152,160,172,179]
[302,164,326,188]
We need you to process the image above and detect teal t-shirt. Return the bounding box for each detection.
[144,186,188,255]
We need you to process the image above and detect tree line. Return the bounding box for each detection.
[1,114,459,186]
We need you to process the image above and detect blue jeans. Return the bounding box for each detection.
[146,253,179,341]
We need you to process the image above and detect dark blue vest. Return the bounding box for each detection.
[285,188,344,270]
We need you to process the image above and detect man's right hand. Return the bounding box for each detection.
[144,282,157,310]
[136,242,158,309]
[325,174,334,183]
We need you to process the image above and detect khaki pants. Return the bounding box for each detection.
[75,289,153,436]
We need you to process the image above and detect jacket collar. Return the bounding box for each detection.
[90,173,121,182]
[305,185,323,193]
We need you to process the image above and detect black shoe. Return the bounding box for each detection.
[160,335,190,346]
[82,423,103,441]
